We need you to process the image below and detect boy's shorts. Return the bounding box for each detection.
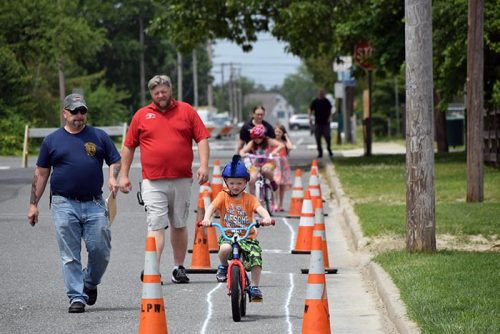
[141,178,192,231]
[218,236,262,271]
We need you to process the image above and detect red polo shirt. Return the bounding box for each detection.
[124,100,210,179]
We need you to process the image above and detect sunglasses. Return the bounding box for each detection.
[68,108,88,115]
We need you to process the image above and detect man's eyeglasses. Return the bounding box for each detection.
[67,108,88,115]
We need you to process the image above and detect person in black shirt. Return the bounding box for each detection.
[238,105,275,152]
[309,89,333,158]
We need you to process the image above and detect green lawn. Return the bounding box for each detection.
[375,251,500,334]
[334,152,500,237]
[332,150,500,333]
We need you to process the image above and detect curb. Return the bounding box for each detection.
[324,159,421,334]
[368,262,421,334]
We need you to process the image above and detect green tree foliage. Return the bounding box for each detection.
[0,0,214,154]
[280,66,317,114]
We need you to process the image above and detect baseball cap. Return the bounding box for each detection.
[64,93,88,111]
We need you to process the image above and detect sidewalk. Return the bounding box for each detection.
[323,143,420,334]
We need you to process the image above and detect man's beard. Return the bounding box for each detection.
[154,97,171,110]
[71,119,86,129]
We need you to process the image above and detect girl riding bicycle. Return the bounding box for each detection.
[239,124,285,195]
[201,155,273,301]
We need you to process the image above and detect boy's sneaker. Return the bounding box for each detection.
[215,264,228,282]
[171,265,190,284]
[249,286,263,302]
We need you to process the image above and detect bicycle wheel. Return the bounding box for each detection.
[264,184,273,215]
[240,272,249,317]
[231,265,243,322]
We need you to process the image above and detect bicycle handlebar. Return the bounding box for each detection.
[197,219,275,242]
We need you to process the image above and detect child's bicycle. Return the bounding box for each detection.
[245,153,280,215]
[199,219,275,322]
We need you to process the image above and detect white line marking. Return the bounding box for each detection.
[0,166,10,170]
[282,217,295,334]
[200,283,222,334]
[285,273,294,334]
[283,217,296,252]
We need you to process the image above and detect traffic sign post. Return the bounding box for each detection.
[354,42,375,156]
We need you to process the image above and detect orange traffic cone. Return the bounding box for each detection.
[308,168,321,211]
[187,195,217,274]
[310,159,318,175]
[202,190,219,253]
[211,160,223,200]
[139,236,168,334]
[301,198,337,274]
[287,169,304,217]
[301,234,331,334]
[292,191,314,254]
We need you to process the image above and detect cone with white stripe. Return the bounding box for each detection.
[301,234,331,334]
[211,160,223,200]
[301,198,337,274]
[310,159,319,175]
[202,190,219,253]
[139,236,168,334]
[308,168,321,211]
[292,191,314,254]
[187,193,217,273]
[287,168,304,217]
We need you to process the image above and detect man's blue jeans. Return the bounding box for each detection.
[51,195,111,304]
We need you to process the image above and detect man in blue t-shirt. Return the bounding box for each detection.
[27,93,121,314]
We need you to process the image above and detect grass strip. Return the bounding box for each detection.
[375,251,500,334]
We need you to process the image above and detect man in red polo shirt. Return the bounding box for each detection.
[119,74,210,284]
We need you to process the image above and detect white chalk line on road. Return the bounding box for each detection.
[0,166,10,170]
[200,283,222,334]
[200,217,296,334]
[282,217,295,334]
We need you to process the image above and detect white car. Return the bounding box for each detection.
[288,114,311,130]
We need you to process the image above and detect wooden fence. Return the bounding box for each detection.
[484,109,500,167]
[21,123,128,168]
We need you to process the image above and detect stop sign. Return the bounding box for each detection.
[354,42,374,71]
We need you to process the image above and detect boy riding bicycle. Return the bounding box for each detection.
[201,155,273,301]
[239,124,285,195]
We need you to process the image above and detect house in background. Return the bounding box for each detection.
[244,93,294,130]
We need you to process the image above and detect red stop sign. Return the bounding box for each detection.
[354,42,374,71]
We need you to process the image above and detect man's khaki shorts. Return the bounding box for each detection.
[141,178,192,231]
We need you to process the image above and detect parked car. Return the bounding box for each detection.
[288,114,311,130]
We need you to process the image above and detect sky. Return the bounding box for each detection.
[210,32,303,90]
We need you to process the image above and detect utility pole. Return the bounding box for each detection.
[177,52,183,101]
[58,57,66,126]
[192,49,199,107]
[228,64,234,121]
[466,0,484,202]
[395,76,400,137]
[206,42,214,108]
[405,0,436,252]
[220,64,225,113]
[139,16,146,106]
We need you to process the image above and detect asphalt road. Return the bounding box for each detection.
[1,131,335,334]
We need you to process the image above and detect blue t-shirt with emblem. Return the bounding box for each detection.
[36,126,121,198]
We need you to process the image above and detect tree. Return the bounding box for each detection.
[466,0,484,202]
[280,66,317,114]
[405,0,436,251]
